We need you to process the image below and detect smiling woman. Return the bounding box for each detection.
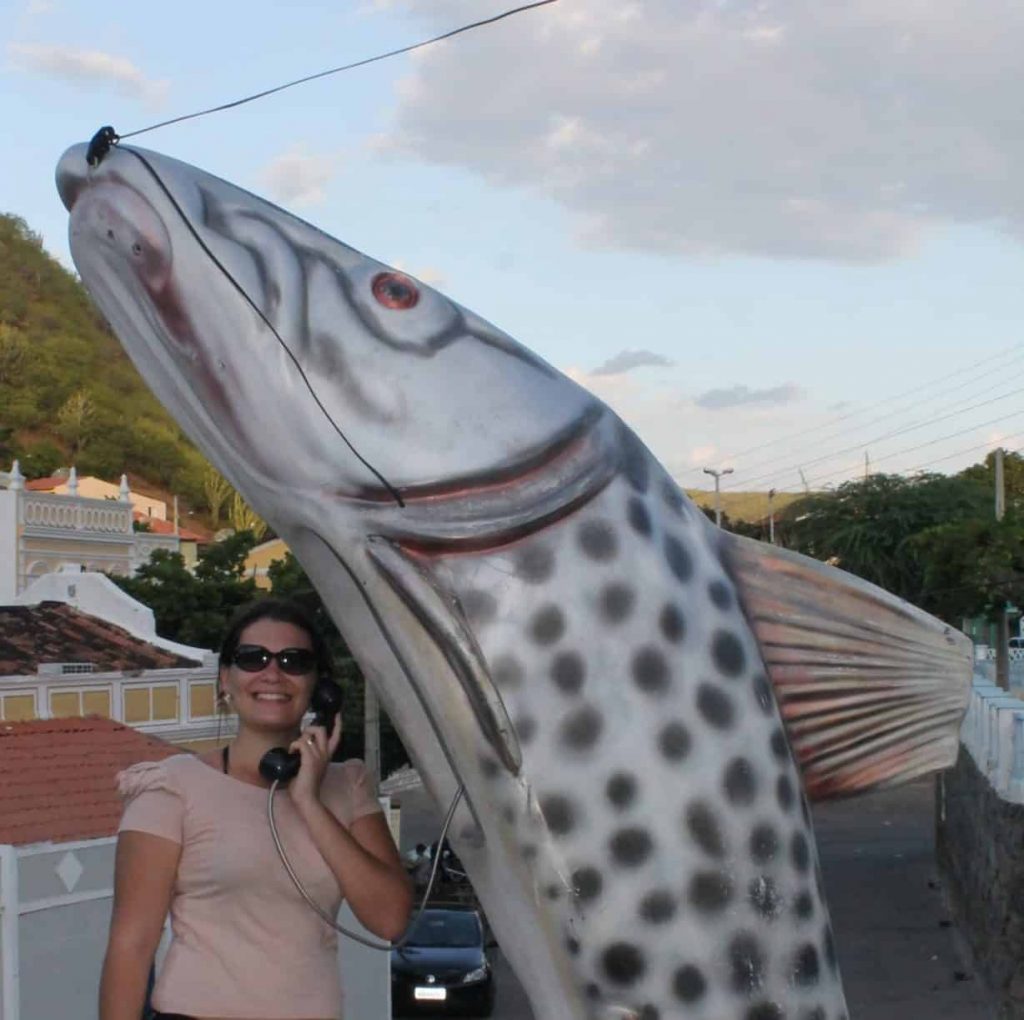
[97,597,413,1020]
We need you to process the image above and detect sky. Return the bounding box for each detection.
[4,0,1024,500]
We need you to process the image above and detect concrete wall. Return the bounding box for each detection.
[937,679,1024,1018]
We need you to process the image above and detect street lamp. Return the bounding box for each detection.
[703,467,734,528]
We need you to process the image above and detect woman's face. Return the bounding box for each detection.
[220,618,318,734]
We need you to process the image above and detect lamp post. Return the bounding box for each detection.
[768,487,776,545]
[703,467,734,528]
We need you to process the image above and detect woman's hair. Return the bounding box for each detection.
[218,597,333,681]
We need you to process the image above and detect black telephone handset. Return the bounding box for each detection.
[258,679,344,784]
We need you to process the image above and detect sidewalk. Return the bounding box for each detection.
[814,777,996,1019]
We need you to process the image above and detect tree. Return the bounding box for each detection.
[202,465,233,529]
[780,472,991,604]
[56,388,96,457]
[228,492,268,542]
[912,513,1024,622]
[267,551,410,776]
[0,325,26,385]
[111,532,259,650]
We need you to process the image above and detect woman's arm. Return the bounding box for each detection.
[99,831,180,1020]
[294,799,413,940]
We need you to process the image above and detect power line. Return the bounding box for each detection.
[725,383,1024,492]
[679,341,1024,480]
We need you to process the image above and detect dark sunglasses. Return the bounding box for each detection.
[231,644,317,676]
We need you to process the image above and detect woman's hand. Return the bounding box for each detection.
[287,712,343,809]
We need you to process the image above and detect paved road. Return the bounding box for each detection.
[393,776,996,1020]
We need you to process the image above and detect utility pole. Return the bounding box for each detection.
[798,468,810,494]
[768,488,776,545]
[864,451,870,480]
[995,447,1010,690]
[703,467,734,528]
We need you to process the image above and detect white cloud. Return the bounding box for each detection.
[376,0,1024,262]
[591,349,674,375]
[26,0,54,14]
[258,149,338,208]
[696,383,805,410]
[7,43,167,104]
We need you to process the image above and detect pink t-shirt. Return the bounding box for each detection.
[116,753,383,1019]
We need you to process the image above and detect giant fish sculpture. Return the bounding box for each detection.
[57,140,970,1020]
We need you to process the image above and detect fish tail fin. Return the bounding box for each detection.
[721,532,972,800]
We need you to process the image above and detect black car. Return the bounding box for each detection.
[391,904,496,1017]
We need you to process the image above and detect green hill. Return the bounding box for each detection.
[685,488,804,524]
[0,212,210,509]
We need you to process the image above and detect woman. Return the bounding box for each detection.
[99,598,412,1020]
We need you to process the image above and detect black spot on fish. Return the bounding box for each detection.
[658,721,691,761]
[560,705,603,751]
[551,651,585,694]
[661,478,687,517]
[501,804,515,825]
[750,823,779,863]
[777,774,795,812]
[620,425,650,493]
[664,534,694,583]
[479,756,500,779]
[627,496,653,537]
[794,890,815,920]
[659,603,686,644]
[515,543,555,584]
[572,866,603,902]
[606,772,637,809]
[544,883,562,901]
[746,1004,783,1020]
[579,519,618,561]
[492,654,523,689]
[639,889,676,924]
[461,588,497,625]
[540,794,575,835]
[793,943,820,987]
[566,935,580,955]
[601,943,645,986]
[749,876,781,920]
[801,792,813,827]
[690,870,733,913]
[585,982,602,1000]
[800,1009,826,1020]
[514,714,537,744]
[600,582,635,623]
[633,646,670,695]
[730,932,766,994]
[521,843,538,861]
[638,1005,661,1020]
[770,727,789,761]
[673,964,706,1003]
[531,605,565,646]
[791,832,811,873]
[609,827,653,867]
[753,673,773,715]
[724,757,757,806]
[697,683,735,729]
[712,629,746,677]
[686,801,726,858]
[708,579,732,609]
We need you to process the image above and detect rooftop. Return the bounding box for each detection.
[132,510,208,542]
[0,602,201,675]
[0,717,183,845]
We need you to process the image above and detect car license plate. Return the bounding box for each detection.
[414,987,447,1001]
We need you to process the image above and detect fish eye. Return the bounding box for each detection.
[372,272,419,311]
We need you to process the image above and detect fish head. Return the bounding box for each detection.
[56,141,600,510]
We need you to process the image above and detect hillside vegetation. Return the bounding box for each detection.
[0,212,211,510]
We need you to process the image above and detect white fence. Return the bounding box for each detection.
[958,675,1024,803]
[0,823,392,1020]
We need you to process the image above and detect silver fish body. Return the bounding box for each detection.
[57,142,971,1020]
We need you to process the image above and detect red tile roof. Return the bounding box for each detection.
[24,476,63,491]
[0,717,183,845]
[132,510,208,542]
[0,602,201,675]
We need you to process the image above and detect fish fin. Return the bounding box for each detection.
[366,536,522,775]
[720,532,972,800]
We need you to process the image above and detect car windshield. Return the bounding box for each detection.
[405,912,481,948]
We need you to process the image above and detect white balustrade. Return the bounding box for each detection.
[18,492,132,536]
